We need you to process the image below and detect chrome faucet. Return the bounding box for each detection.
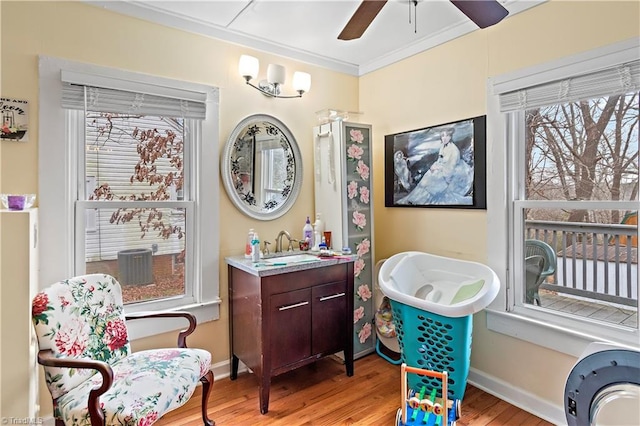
[275,230,294,253]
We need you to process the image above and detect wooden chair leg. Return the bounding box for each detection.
[200,370,215,426]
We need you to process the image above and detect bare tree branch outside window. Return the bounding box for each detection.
[87,113,186,258]
[525,93,639,226]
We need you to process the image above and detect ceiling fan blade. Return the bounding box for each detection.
[338,0,388,41]
[450,0,509,29]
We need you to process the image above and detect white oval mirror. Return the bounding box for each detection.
[221,114,302,220]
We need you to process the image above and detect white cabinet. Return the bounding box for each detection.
[313,121,375,359]
[0,208,39,418]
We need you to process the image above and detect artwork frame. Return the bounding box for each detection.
[384,115,486,209]
[1,97,29,142]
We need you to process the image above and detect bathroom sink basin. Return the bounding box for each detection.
[263,253,321,265]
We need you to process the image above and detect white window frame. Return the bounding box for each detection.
[485,38,640,357]
[72,111,197,309]
[260,139,285,203]
[85,176,97,233]
[38,56,221,339]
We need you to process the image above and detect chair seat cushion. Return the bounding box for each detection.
[56,348,211,425]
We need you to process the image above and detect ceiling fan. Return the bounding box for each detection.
[338,0,510,41]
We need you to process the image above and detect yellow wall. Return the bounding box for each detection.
[362,0,639,413]
[0,0,358,417]
[0,0,3,417]
[1,0,638,420]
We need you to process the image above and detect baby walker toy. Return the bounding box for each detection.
[396,363,461,426]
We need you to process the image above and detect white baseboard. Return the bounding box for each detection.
[211,357,248,380]
[467,367,566,425]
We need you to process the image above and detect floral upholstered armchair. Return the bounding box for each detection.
[32,274,214,426]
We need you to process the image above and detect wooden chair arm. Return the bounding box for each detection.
[38,349,113,426]
[125,311,197,348]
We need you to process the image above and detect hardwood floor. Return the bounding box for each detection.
[157,354,553,425]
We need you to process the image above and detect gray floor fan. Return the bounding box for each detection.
[565,342,640,426]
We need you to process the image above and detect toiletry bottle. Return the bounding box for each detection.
[319,235,328,252]
[245,228,255,259]
[312,225,321,251]
[314,213,324,235]
[251,232,261,262]
[303,216,314,247]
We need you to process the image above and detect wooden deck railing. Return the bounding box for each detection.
[525,220,638,307]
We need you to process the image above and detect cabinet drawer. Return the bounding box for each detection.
[269,289,312,370]
[312,281,347,356]
[264,263,348,294]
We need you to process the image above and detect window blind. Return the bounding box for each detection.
[62,83,206,119]
[499,60,640,112]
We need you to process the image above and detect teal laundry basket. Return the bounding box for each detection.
[378,251,500,402]
[389,299,473,401]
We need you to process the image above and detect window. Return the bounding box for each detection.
[486,39,639,356]
[258,134,288,206]
[38,57,220,338]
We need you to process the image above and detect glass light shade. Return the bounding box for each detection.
[267,64,286,85]
[239,55,259,80]
[293,72,311,93]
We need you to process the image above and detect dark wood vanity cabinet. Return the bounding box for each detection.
[228,261,355,414]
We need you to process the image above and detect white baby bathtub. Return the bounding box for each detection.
[378,251,500,317]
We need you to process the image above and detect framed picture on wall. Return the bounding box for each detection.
[384,115,486,209]
[1,98,29,142]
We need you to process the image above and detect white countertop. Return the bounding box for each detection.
[225,252,357,277]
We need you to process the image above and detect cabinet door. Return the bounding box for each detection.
[312,281,347,356]
[269,288,311,369]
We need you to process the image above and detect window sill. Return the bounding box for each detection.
[486,308,639,358]
[125,299,221,341]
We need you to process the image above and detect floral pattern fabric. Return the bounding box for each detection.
[32,274,132,399]
[56,348,211,425]
[32,273,212,425]
[344,125,374,353]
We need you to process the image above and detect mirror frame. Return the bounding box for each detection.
[221,114,303,220]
